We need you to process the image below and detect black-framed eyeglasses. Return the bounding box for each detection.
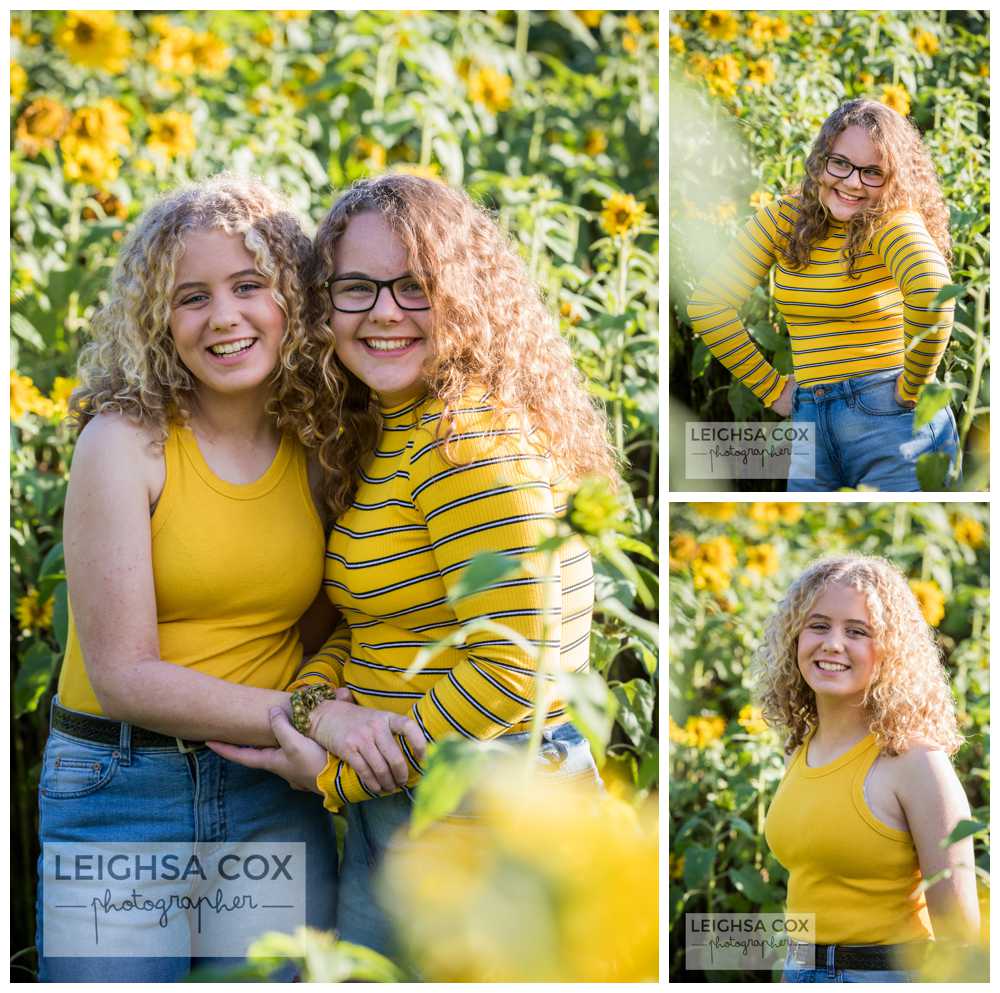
[328,275,431,313]
[824,154,886,188]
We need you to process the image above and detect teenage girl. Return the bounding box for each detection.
[209,173,618,956]
[688,99,958,491]
[756,555,979,981]
[39,176,423,981]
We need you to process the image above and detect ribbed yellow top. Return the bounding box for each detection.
[687,197,954,405]
[764,728,933,945]
[58,425,324,714]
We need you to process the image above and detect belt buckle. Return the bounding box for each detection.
[175,737,200,754]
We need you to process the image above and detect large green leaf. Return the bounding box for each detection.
[14,641,58,717]
[446,552,522,604]
[409,738,501,837]
[913,383,953,430]
[557,669,617,765]
[682,843,715,892]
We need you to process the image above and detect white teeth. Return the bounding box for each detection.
[364,338,417,352]
[210,338,254,356]
[816,661,849,672]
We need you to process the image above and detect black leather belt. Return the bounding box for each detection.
[51,701,204,751]
[789,940,928,971]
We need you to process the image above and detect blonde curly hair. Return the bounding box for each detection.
[307,174,618,491]
[784,99,951,278]
[70,174,349,519]
[754,554,962,757]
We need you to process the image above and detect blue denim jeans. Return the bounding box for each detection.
[36,701,339,982]
[787,368,958,492]
[337,722,601,959]
[782,945,915,983]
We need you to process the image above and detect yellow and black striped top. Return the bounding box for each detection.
[290,391,594,810]
[687,197,953,405]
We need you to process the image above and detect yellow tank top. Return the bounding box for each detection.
[764,728,933,945]
[57,424,325,715]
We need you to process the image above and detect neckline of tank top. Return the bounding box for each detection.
[801,726,876,775]
[177,425,293,498]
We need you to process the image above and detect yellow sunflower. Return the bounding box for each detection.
[16,589,54,632]
[745,543,779,577]
[880,83,910,117]
[15,98,70,157]
[11,60,27,102]
[701,10,739,42]
[737,704,768,734]
[466,65,512,113]
[61,137,120,188]
[909,579,946,627]
[55,11,131,73]
[747,58,776,88]
[599,192,647,237]
[576,11,603,29]
[146,111,197,159]
[912,28,940,56]
[584,128,607,156]
[952,516,985,549]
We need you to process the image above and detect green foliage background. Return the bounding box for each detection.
[668,501,990,981]
[668,9,989,492]
[9,10,658,978]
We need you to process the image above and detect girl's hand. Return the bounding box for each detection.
[307,699,427,794]
[895,373,916,409]
[770,377,797,418]
[207,708,327,793]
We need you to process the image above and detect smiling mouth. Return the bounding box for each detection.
[361,338,422,353]
[833,189,865,204]
[208,338,256,357]
[815,660,850,672]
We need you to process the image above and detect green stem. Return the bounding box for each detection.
[612,238,631,453]
[515,10,530,64]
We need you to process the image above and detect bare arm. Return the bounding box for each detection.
[65,415,289,746]
[895,746,980,942]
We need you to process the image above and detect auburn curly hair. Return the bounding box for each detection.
[70,174,348,519]
[784,99,951,278]
[754,554,962,757]
[307,174,618,496]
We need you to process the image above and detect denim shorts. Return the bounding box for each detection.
[787,368,958,492]
[336,722,601,959]
[783,945,915,983]
[35,700,339,983]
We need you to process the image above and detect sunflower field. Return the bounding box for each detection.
[10,10,658,981]
[668,501,990,981]
[668,9,990,492]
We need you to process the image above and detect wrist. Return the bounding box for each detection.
[290,684,338,736]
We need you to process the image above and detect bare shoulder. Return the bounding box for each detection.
[71,412,166,502]
[883,741,963,797]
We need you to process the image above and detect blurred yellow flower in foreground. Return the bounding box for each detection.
[575,11,603,29]
[600,192,647,237]
[880,83,910,117]
[16,98,70,157]
[909,579,946,627]
[953,515,985,549]
[16,589,54,633]
[147,111,197,159]
[738,704,768,734]
[380,766,657,980]
[750,190,775,209]
[912,28,940,56]
[467,65,512,113]
[11,60,27,102]
[566,475,627,538]
[701,10,739,42]
[275,10,310,20]
[55,11,131,73]
[714,199,738,223]
[746,543,779,577]
[693,502,737,521]
[669,34,685,55]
